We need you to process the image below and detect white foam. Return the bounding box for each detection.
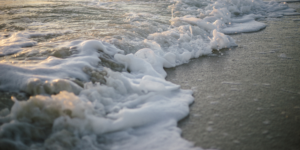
[0,40,122,95]
[0,31,70,56]
[222,20,267,34]
[0,32,37,56]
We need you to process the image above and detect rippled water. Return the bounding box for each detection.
[0,0,172,63]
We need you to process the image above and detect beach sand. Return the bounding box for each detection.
[166,4,300,150]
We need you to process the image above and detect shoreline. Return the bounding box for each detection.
[166,8,300,150]
[0,0,299,149]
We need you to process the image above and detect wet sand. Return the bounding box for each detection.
[166,5,300,150]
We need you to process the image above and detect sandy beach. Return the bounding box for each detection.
[166,3,300,150]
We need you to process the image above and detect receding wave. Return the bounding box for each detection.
[0,0,297,149]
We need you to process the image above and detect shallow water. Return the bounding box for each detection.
[0,0,171,61]
[0,0,299,149]
[167,15,300,150]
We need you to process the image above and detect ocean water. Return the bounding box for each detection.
[0,0,298,149]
